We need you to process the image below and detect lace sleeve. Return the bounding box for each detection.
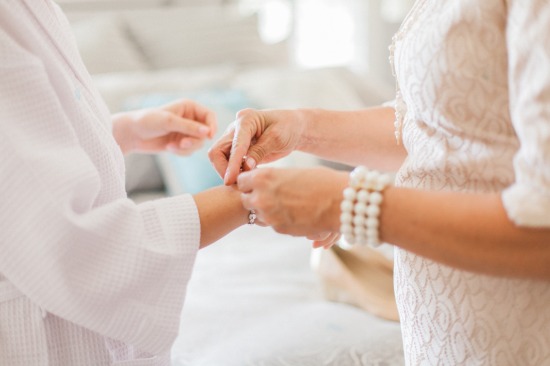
[501,0,550,227]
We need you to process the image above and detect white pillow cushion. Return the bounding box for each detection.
[91,65,236,112]
[71,14,149,74]
[123,7,288,69]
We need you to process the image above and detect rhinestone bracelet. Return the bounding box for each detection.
[339,167,392,247]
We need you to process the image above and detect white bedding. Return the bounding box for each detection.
[172,225,404,366]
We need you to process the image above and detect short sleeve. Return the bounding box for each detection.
[501,0,550,227]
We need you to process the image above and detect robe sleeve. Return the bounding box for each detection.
[501,0,550,227]
[0,24,200,354]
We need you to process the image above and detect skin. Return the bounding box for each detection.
[208,107,550,280]
[112,98,249,248]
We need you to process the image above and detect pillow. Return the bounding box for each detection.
[123,7,288,70]
[124,88,255,195]
[92,65,236,112]
[70,14,149,74]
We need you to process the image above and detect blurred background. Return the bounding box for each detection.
[57,0,413,197]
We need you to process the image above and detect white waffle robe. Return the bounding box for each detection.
[0,1,201,365]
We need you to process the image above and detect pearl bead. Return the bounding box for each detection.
[340,212,353,224]
[366,170,379,183]
[369,191,383,205]
[354,201,367,215]
[344,233,354,244]
[351,166,367,181]
[340,200,353,212]
[366,204,380,217]
[343,187,356,201]
[340,223,353,235]
[353,214,364,227]
[357,189,369,203]
[350,176,362,188]
[366,217,379,228]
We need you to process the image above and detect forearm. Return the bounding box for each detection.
[297,106,407,171]
[378,188,550,280]
[193,185,249,248]
[323,181,550,279]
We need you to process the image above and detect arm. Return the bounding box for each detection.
[209,106,407,185]
[238,168,550,280]
[193,185,249,248]
[379,188,550,280]
[297,106,406,170]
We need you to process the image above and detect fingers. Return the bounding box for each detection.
[163,100,218,139]
[208,127,235,179]
[162,112,214,139]
[224,119,255,185]
[167,137,204,155]
[236,170,255,194]
[313,232,341,250]
[187,101,218,138]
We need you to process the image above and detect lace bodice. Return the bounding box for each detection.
[392,0,550,364]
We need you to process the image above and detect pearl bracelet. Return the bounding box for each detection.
[339,166,392,247]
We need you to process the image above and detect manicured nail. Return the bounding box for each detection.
[246,157,256,170]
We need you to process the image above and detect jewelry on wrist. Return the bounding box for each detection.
[340,166,392,247]
[248,209,257,225]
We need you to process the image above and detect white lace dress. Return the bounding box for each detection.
[392,0,550,365]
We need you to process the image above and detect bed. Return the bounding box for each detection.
[60,1,405,364]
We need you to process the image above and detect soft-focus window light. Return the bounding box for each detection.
[259,0,293,44]
[239,0,293,44]
[294,0,355,68]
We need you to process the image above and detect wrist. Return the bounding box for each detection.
[339,167,393,247]
[328,170,352,232]
[111,113,135,155]
[295,108,320,152]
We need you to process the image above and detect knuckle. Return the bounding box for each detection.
[236,108,255,119]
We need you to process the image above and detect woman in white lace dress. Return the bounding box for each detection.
[210,0,550,364]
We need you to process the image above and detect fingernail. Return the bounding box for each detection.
[246,157,256,170]
[224,170,231,185]
[199,126,210,136]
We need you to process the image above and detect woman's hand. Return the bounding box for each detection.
[208,108,308,185]
[237,166,349,240]
[112,99,217,155]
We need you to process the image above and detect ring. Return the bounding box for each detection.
[248,209,257,225]
[240,155,248,173]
